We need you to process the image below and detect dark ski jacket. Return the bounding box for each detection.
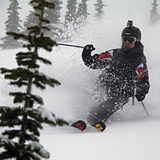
[82,42,150,98]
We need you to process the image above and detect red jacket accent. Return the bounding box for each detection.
[137,67,143,82]
[96,52,113,60]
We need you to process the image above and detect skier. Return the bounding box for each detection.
[81,20,150,130]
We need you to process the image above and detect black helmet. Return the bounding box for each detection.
[121,20,141,42]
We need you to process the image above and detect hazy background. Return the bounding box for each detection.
[0,0,154,37]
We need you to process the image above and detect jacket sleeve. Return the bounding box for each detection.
[135,57,150,95]
[82,49,114,69]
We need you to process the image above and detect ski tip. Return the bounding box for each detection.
[71,120,87,131]
[92,121,106,132]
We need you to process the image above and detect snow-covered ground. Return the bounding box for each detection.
[0,0,160,160]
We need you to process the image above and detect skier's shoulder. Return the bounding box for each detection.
[96,48,120,60]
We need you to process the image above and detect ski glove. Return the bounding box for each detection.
[82,44,95,56]
[135,92,145,102]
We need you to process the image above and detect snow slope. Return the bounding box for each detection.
[0,0,160,160]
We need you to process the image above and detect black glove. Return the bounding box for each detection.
[82,44,95,56]
[135,91,145,101]
[84,44,95,51]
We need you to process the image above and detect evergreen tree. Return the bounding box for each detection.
[0,0,23,49]
[94,0,107,20]
[150,0,160,24]
[64,0,78,26]
[46,0,62,24]
[76,0,90,24]
[24,0,64,41]
[0,0,68,159]
[45,0,64,41]
[23,2,39,34]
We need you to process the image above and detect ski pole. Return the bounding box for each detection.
[141,101,149,116]
[57,43,84,49]
[132,87,135,106]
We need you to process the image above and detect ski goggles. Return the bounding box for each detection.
[122,36,136,44]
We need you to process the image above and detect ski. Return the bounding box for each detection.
[92,121,106,132]
[71,120,87,131]
[71,120,106,132]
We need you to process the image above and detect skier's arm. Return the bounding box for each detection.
[135,60,150,101]
[82,44,112,69]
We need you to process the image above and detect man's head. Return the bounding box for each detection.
[121,20,141,49]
